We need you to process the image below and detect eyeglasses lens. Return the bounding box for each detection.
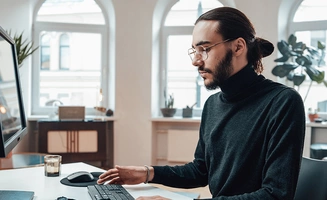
[188,47,207,61]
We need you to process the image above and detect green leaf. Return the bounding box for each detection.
[306,47,320,58]
[293,74,306,86]
[277,40,296,57]
[318,41,326,50]
[287,72,294,81]
[305,66,325,83]
[7,30,39,66]
[271,64,297,78]
[274,56,289,62]
[293,42,306,53]
[288,34,297,47]
[295,55,312,67]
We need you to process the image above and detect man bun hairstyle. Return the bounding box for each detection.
[195,7,274,74]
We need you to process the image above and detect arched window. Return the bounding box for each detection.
[289,0,327,113]
[59,34,70,70]
[33,0,108,115]
[161,0,223,115]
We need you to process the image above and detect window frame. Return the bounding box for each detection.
[161,26,206,117]
[160,0,226,117]
[32,21,108,116]
[161,27,221,117]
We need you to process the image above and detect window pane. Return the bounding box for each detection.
[39,31,101,107]
[167,35,218,109]
[60,46,70,70]
[165,0,223,26]
[41,34,51,70]
[60,34,70,70]
[37,0,105,25]
[293,0,327,22]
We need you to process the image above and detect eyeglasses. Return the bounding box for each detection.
[188,39,231,61]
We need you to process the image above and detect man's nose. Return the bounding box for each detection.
[192,55,204,67]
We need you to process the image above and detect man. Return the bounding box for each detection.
[98,7,305,200]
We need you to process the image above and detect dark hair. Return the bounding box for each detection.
[195,7,274,74]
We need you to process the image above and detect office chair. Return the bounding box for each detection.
[293,157,327,200]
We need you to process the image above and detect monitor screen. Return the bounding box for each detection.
[0,26,28,158]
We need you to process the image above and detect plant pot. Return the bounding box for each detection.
[160,108,176,117]
[308,113,319,122]
[182,108,193,118]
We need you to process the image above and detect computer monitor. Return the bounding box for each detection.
[0,26,28,158]
[0,26,34,199]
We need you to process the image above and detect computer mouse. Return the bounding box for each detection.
[67,171,94,183]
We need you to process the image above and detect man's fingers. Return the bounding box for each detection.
[98,175,121,184]
[97,172,120,184]
[99,168,119,179]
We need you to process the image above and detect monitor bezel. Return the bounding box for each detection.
[0,26,28,158]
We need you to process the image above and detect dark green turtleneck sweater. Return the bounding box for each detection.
[151,65,305,200]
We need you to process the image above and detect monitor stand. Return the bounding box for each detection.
[0,190,34,200]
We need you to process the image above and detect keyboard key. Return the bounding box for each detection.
[87,184,134,200]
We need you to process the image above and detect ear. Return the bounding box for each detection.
[232,37,246,56]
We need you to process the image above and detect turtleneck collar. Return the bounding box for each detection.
[219,63,264,101]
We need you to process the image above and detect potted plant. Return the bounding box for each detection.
[7,30,39,67]
[307,108,319,122]
[160,93,176,117]
[271,34,327,101]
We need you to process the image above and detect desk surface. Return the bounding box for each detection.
[0,162,192,200]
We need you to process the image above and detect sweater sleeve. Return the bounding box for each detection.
[259,88,305,199]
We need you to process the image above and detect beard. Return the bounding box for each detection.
[200,49,233,90]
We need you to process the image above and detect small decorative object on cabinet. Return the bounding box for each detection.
[106,109,114,116]
[161,93,176,117]
[308,108,319,122]
[161,108,176,117]
[182,102,196,118]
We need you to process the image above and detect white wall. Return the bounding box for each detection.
[234,0,281,80]
[111,0,158,165]
[0,0,37,117]
[0,0,291,165]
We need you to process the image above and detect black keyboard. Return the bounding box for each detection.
[87,184,135,200]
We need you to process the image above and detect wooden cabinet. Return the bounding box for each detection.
[304,122,327,157]
[151,118,201,165]
[38,120,113,168]
[151,119,327,164]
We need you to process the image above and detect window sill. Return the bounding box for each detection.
[152,117,201,122]
[27,115,116,121]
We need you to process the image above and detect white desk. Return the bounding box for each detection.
[0,162,192,200]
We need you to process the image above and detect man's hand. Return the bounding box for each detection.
[97,165,153,185]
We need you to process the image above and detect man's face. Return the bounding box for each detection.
[204,49,233,90]
[191,20,234,90]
